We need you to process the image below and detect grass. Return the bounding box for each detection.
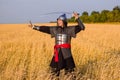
[0,23,120,80]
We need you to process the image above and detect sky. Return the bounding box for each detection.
[0,0,120,24]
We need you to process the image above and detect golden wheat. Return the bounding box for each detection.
[0,23,120,80]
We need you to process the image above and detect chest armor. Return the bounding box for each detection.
[55,34,71,45]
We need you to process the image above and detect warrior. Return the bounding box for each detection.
[29,12,85,77]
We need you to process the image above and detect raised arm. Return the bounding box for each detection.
[72,12,85,34]
[75,18,85,34]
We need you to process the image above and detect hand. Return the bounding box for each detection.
[72,12,79,20]
[28,21,34,28]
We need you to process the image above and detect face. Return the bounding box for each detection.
[57,19,64,27]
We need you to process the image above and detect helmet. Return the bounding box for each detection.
[57,14,67,21]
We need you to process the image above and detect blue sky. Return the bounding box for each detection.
[0,0,120,23]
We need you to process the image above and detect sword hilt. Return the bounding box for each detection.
[29,20,33,28]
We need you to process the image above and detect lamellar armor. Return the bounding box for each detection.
[55,34,71,45]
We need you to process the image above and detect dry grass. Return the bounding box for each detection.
[0,23,120,80]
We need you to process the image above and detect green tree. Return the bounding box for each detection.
[68,5,120,23]
[82,11,89,16]
[90,11,100,22]
[67,17,75,22]
[113,6,120,11]
[107,11,114,22]
[112,6,120,22]
[100,10,110,22]
[80,11,90,23]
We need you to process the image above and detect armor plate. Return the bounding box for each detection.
[55,34,70,45]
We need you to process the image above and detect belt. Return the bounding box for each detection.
[54,43,71,62]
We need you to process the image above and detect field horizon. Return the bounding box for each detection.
[0,23,120,80]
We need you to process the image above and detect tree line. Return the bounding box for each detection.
[68,6,120,23]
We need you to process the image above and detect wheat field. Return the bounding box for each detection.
[0,23,120,80]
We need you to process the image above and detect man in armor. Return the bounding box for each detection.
[29,12,85,77]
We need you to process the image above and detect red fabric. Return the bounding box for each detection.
[54,43,71,62]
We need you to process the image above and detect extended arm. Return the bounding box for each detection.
[32,25,51,34]
[28,21,51,34]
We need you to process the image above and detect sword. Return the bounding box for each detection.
[29,20,33,28]
[39,11,79,17]
[29,12,80,23]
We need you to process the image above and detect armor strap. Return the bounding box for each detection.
[54,43,71,62]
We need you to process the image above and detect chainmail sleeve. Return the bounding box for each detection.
[67,27,76,38]
[75,18,85,34]
[67,18,85,38]
[50,27,57,38]
[33,26,51,34]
